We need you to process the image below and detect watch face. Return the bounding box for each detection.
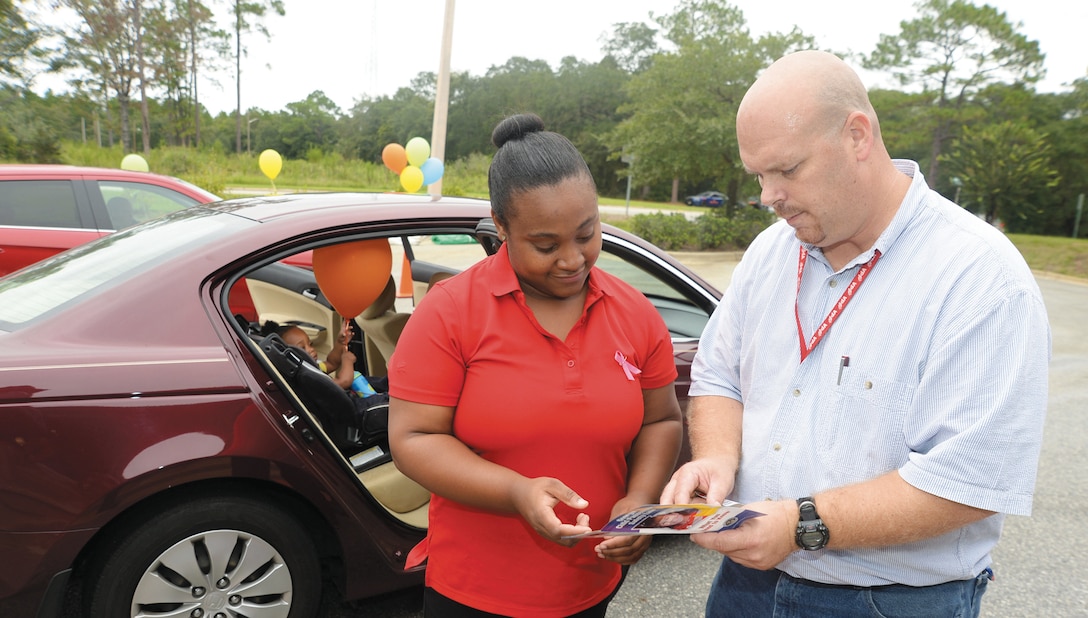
[799,523,829,550]
[795,497,828,550]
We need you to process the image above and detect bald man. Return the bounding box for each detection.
[661,51,1050,617]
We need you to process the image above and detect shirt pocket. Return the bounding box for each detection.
[815,376,914,483]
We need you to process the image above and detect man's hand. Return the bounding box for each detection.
[660,456,737,506]
[690,498,797,570]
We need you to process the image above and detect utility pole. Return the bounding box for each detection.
[1075,193,1084,239]
[428,0,455,197]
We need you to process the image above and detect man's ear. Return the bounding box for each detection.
[845,111,874,161]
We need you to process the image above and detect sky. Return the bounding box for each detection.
[36,0,1088,115]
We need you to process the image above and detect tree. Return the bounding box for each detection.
[173,0,228,146]
[1,0,44,84]
[601,21,659,74]
[864,0,1045,187]
[231,0,284,153]
[609,0,813,207]
[275,90,341,159]
[60,0,144,152]
[134,0,151,153]
[939,121,1059,231]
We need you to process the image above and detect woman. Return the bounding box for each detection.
[388,113,682,617]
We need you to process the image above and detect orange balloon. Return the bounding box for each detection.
[312,239,393,317]
[382,143,408,174]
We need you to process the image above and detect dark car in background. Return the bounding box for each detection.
[683,190,726,207]
[0,164,219,277]
[0,192,720,617]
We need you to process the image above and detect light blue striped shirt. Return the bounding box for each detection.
[689,160,1051,586]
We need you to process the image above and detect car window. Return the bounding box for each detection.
[96,180,202,229]
[0,180,82,228]
[594,249,711,339]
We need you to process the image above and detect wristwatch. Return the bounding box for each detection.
[795,496,830,551]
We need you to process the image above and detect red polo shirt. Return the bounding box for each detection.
[389,244,677,617]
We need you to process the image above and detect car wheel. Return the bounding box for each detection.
[84,494,322,618]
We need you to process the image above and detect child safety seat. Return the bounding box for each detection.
[258,333,387,452]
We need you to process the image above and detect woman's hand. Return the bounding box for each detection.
[592,496,653,564]
[510,477,593,547]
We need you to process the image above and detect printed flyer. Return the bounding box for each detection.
[565,502,763,538]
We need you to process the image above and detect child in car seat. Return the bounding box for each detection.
[259,319,386,397]
[258,319,390,450]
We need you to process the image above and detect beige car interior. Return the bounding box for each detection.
[243,235,480,529]
[249,338,431,528]
[244,249,465,528]
[355,276,410,377]
[246,278,341,359]
[244,266,426,529]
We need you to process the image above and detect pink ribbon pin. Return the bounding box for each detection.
[614,351,642,381]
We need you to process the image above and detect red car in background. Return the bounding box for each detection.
[0,164,220,277]
[0,164,306,320]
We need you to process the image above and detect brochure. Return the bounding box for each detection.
[564,501,763,539]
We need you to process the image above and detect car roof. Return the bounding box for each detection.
[0,164,220,200]
[1,163,180,180]
[210,191,494,223]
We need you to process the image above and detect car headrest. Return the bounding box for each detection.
[360,276,396,319]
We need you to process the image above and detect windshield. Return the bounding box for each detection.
[0,207,247,329]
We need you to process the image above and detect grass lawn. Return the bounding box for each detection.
[1008,234,1088,281]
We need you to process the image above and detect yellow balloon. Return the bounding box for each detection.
[120,153,149,172]
[259,149,282,181]
[405,137,430,167]
[400,166,424,193]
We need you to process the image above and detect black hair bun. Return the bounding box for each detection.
[491,113,545,148]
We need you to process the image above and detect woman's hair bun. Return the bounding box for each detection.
[491,113,545,148]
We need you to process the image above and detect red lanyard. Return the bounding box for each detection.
[795,246,881,362]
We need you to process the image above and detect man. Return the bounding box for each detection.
[661,50,1050,617]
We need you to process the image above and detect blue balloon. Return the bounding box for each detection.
[420,157,444,186]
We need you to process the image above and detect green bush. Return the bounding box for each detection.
[630,207,776,251]
[630,213,696,250]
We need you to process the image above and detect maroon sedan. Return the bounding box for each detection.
[0,193,719,617]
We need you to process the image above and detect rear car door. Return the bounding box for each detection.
[0,177,101,276]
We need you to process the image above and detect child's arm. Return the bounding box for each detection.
[325,319,353,372]
[332,349,356,389]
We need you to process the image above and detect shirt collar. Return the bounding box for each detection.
[484,242,614,303]
[805,159,925,271]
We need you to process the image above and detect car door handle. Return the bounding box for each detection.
[283,412,299,426]
[302,288,318,300]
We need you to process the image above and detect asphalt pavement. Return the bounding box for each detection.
[335,253,1087,618]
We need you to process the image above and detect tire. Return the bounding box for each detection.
[85,494,322,618]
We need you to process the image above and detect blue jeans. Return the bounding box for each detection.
[706,558,991,618]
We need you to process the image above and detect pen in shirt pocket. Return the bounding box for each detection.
[837,355,850,385]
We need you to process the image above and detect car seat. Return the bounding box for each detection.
[258,333,386,453]
[106,196,137,229]
[355,276,410,375]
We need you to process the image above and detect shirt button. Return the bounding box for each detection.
[865,380,873,389]
[792,389,801,397]
[829,279,838,288]
[567,360,575,368]
[773,443,782,451]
